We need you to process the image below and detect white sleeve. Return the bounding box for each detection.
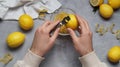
[79,51,108,67]
[14,50,44,67]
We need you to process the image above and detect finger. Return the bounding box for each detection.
[77,26,82,34]
[47,21,60,32]
[50,28,60,41]
[76,15,91,34]
[42,21,51,28]
[67,28,77,39]
[76,15,87,33]
[80,16,91,31]
[76,15,87,28]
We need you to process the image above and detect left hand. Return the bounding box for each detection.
[30,21,60,57]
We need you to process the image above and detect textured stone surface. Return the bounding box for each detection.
[0,0,120,67]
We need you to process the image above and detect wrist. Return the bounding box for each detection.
[80,49,93,56]
[23,49,45,67]
[79,51,103,67]
[30,48,44,57]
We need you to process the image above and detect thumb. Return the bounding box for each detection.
[67,28,77,39]
[50,28,60,41]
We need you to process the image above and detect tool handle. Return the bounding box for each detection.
[50,22,62,34]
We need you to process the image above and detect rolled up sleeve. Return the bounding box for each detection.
[14,50,44,67]
[79,51,107,67]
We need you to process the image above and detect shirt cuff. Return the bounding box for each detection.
[79,51,101,67]
[23,49,45,67]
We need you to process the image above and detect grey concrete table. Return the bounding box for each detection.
[0,0,120,67]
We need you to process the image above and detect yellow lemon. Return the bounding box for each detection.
[99,4,113,19]
[66,14,78,30]
[108,0,120,9]
[90,0,104,7]
[107,46,120,63]
[19,14,34,30]
[54,12,69,22]
[6,32,25,48]
[59,25,68,34]
[53,12,69,34]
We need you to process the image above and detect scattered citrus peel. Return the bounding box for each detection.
[95,24,107,36]
[99,25,105,36]
[110,23,115,34]
[0,53,13,64]
[95,23,120,40]
[105,27,109,33]
[38,9,48,20]
[32,6,48,20]
[95,23,100,33]
[115,30,120,40]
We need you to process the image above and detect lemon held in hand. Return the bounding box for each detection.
[6,32,25,48]
[107,46,120,63]
[53,13,78,34]
[99,4,113,19]
[66,14,78,30]
[19,14,34,30]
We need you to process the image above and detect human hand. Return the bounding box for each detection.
[30,21,60,56]
[67,15,93,56]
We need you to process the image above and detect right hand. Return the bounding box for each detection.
[30,21,60,57]
[67,15,93,56]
